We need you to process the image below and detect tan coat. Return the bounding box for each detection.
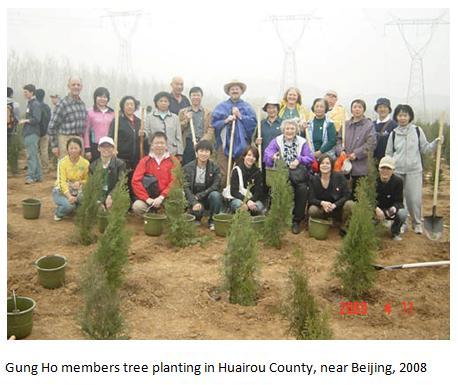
[178,106,215,144]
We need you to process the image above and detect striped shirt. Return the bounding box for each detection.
[48,95,87,148]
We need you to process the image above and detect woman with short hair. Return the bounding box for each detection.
[264,119,314,234]
[145,91,183,160]
[335,99,376,198]
[385,104,442,234]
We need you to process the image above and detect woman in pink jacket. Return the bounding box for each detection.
[84,87,114,161]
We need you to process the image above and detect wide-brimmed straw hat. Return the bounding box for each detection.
[224,80,247,95]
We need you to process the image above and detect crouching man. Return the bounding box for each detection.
[375,155,408,241]
[89,136,126,210]
[183,140,223,230]
[131,132,175,215]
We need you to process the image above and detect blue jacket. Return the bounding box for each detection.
[211,98,257,159]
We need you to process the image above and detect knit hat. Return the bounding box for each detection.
[374,97,392,112]
[379,155,395,170]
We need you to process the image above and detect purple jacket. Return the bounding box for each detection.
[263,135,313,168]
[336,117,376,176]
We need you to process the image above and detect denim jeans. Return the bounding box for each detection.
[230,198,264,215]
[191,191,223,222]
[24,133,41,181]
[52,188,81,218]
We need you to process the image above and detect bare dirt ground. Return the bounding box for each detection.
[7,160,450,340]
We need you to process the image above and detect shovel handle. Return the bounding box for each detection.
[432,112,445,207]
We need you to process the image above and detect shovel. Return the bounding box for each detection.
[424,112,445,240]
[372,260,450,271]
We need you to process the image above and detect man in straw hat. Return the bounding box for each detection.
[324,89,346,132]
[211,80,257,186]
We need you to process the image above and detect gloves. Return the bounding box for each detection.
[384,206,397,219]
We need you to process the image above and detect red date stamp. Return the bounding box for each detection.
[339,301,414,315]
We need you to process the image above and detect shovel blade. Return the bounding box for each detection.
[424,215,444,240]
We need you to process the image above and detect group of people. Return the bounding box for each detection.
[7,76,443,239]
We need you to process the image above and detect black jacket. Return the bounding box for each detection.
[230,163,263,202]
[376,174,404,211]
[108,114,149,170]
[183,159,221,206]
[308,172,351,209]
[23,99,42,137]
[90,157,126,198]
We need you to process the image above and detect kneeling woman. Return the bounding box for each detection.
[264,118,314,234]
[308,154,354,234]
[52,137,90,221]
[228,146,264,215]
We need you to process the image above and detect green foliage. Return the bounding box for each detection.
[7,129,22,175]
[75,164,104,245]
[334,178,377,300]
[80,176,131,339]
[164,161,197,248]
[364,153,378,210]
[223,208,259,306]
[286,251,332,340]
[263,160,293,249]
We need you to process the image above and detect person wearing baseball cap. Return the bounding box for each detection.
[89,136,126,211]
[211,79,257,186]
[375,155,407,241]
[373,97,397,165]
[324,89,346,132]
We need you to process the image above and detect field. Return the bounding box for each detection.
[6,162,450,340]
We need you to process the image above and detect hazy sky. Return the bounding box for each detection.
[6,4,450,111]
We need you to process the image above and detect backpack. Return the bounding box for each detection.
[7,103,17,131]
[39,103,51,136]
[391,126,423,167]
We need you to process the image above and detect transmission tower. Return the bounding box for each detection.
[385,12,448,117]
[267,14,320,94]
[103,10,145,76]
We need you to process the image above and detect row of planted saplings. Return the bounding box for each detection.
[8,199,68,339]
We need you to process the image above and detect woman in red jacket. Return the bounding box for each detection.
[131,132,176,216]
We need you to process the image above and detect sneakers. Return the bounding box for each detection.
[339,228,347,237]
[292,222,301,234]
[400,223,408,234]
[414,224,423,234]
[392,235,402,241]
[208,222,215,231]
[25,179,34,184]
[54,214,62,222]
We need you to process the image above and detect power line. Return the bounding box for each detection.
[385,12,448,117]
[265,13,320,95]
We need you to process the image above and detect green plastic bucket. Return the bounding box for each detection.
[144,213,167,236]
[97,211,109,233]
[213,213,233,237]
[251,215,266,233]
[7,296,36,339]
[183,213,196,223]
[308,217,332,240]
[22,198,41,219]
[34,255,67,289]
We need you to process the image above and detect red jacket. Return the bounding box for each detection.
[131,153,176,201]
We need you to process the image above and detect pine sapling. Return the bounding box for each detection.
[164,160,196,247]
[223,208,259,306]
[333,178,378,300]
[75,164,104,245]
[263,159,293,249]
[80,176,132,339]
